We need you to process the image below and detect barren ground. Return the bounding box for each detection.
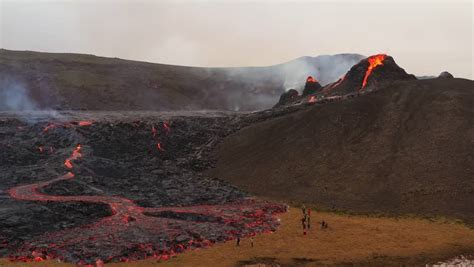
[2,207,473,266]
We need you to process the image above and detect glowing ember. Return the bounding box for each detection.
[78,121,93,127]
[43,121,93,133]
[64,144,82,169]
[42,123,57,133]
[163,121,170,133]
[331,75,345,89]
[156,142,164,151]
[306,76,318,83]
[64,160,73,169]
[361,54,386,89]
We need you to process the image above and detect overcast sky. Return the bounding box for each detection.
[0,0,472,78]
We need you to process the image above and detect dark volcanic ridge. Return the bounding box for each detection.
[0,49,363,112]
[213,77,474,225]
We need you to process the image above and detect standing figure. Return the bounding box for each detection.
[250,237,254,247]
[301,216,307,235]
[236,236,240,246]
[307,208,311,229]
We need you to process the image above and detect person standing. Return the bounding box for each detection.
[301,216,307,235]
[250,237,254,247]
[236,236,240,246]
[307,208,311,230]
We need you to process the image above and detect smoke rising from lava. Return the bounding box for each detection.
[220,53,365,110]
[0,78,37,112]
[279,54,365,90]
[0,76,63,123]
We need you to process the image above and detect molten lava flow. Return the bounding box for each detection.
[78,121,93,127]
[6,120,287,264]
[331,75,345,89]
[64,144,82,169]
[361,54,386,89]
[306,76,318,83]
[156,143,164,151]
[43,121,93,133]
[151,122,172,151]
[43,123,57,133]
[163,121,170,133]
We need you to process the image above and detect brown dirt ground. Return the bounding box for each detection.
[2,206,473,266]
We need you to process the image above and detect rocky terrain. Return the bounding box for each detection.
[0,110,294,264]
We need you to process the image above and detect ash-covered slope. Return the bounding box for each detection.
[212,78,474,224]
[0,49,363,111]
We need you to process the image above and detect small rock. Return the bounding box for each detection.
[438,71,454,79]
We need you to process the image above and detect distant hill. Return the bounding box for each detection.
[211,78,474,225]
[0,49,363,111]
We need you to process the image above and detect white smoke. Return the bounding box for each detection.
[0,80,38,111]
[280,54,365,91]
[0,77,63,122]
[219,54,365,110]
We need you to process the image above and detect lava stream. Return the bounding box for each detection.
[64,144,82,169]
[306,76,318,83]
[361,54,386,89]
[6,123,286,264]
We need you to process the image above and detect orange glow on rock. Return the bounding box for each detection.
[64,160,73,169]
[43,123,57,133]
[156,143,164,151]
[78,121,93,127]
[362,54,386,88]
[64,144,82,169]
[163,121,170,133]
[306,76,318,83]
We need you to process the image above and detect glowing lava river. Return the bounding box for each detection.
[0,111,287,265]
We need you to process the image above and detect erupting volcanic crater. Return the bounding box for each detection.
[276,54,417,107]
[0,112,286,265]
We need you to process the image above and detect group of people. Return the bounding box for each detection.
[234,204,328,248]
[301,204,328,235]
